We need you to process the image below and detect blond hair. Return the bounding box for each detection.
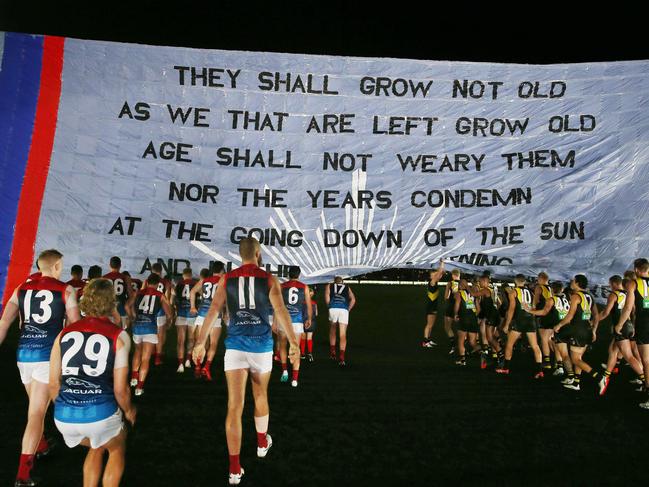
[37,249,63,270]
[239,237,260,260]
[79,279,116,317]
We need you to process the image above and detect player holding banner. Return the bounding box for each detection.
[280,266,312,387]
[48,278,136,487]
[193,237,299,485]
[0,249,81,487]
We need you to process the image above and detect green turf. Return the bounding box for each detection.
[1,284,649,486]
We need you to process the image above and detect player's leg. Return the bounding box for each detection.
[279,333,289,382]
[329,318,338,359]
[557,342,574,383]
[155,315,167,365]
[423,312,435,347]
[176,319,187,373]
[338,323,348,365]
[130,341,142,387]
[306,331,314,362]
[16,379,50,484]
[486,323,502,366]
[539,328,553,371]
[202,326,222,381]
[497,330,521,373]
[101,428,127,487]
[250,369,273,456]
[136,341,155,395]
[638,344,649,407]
[444,315,455,354]
[291,325,303,386]
[479,319,488,353]
[456,330,467,365]
[225,368,248,479]
[525,332,544,378]
[568,346,600,390]
[81,442,104,487]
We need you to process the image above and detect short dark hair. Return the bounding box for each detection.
[609,275,623,286]
[87,265,102,280]
[71,265,83,276]
[151,262,163,273]
[551,281,564,294]
[288,266,301,279]
[109,256,121,269]
[182,267,192,277]
[200,268,210,279]
[147,273,161,286]
[212,261,225,274]
[634,258,649,273]
[574,274,588,289]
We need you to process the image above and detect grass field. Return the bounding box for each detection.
[1,284,649,486]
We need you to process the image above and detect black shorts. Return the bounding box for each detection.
[613,321,634,342]
[445,304,455,318]
[458,315,479,333]
[635,322,649,345]
[511,319,536,334]
[483,309,500,328]
[426,300,438,316]
[539,316,556,330]
[569,324,592,348]
[553,325,571,344]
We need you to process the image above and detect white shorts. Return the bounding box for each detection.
[224,349,273,374]
[132,334,158,345]
[195,315,222,328]
[329,308,349,324]
[120,316,129,330]
[157,315,166,327]
[279,323,304,335]
[55,410,123,449]
[176,316,196,327]
[17,361,49,385]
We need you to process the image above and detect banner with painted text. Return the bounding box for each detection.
[1,31,649,300]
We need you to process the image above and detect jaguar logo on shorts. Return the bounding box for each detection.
[65,377,100,389]
[236,310,254,319]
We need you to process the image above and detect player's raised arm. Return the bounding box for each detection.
[269,276,299,366]
[431,259,445,283]
[0,289,20,346]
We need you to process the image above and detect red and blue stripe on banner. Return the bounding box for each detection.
[0,32,64,306]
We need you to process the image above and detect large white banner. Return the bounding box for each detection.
[17,36,649,283]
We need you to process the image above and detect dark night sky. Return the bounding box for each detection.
[0,1,647,64]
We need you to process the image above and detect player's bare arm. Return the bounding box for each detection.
[48,335,62,401]
[348,288,356,311]
[0,289,20,346]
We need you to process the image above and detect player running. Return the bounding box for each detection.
[103,257,134,330]
[529,282,572,377]
[325,276,356,366]
[615,258,649,407]
[472,274,502,368]
[422,260,445,347]
[553,274,601,392]
[0,249,81,487]
[598,275,645,395]
[193,237,299,485]
[280,266,312,386]
[173,268,197,373]
[126,274,172,396]
[453,279,481,366]
[48,278,136,487]
[191,262,227,380]
[144,263,173,365]
[444,269,461,355]
[533,272,554,371]
[496,274,544,378]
